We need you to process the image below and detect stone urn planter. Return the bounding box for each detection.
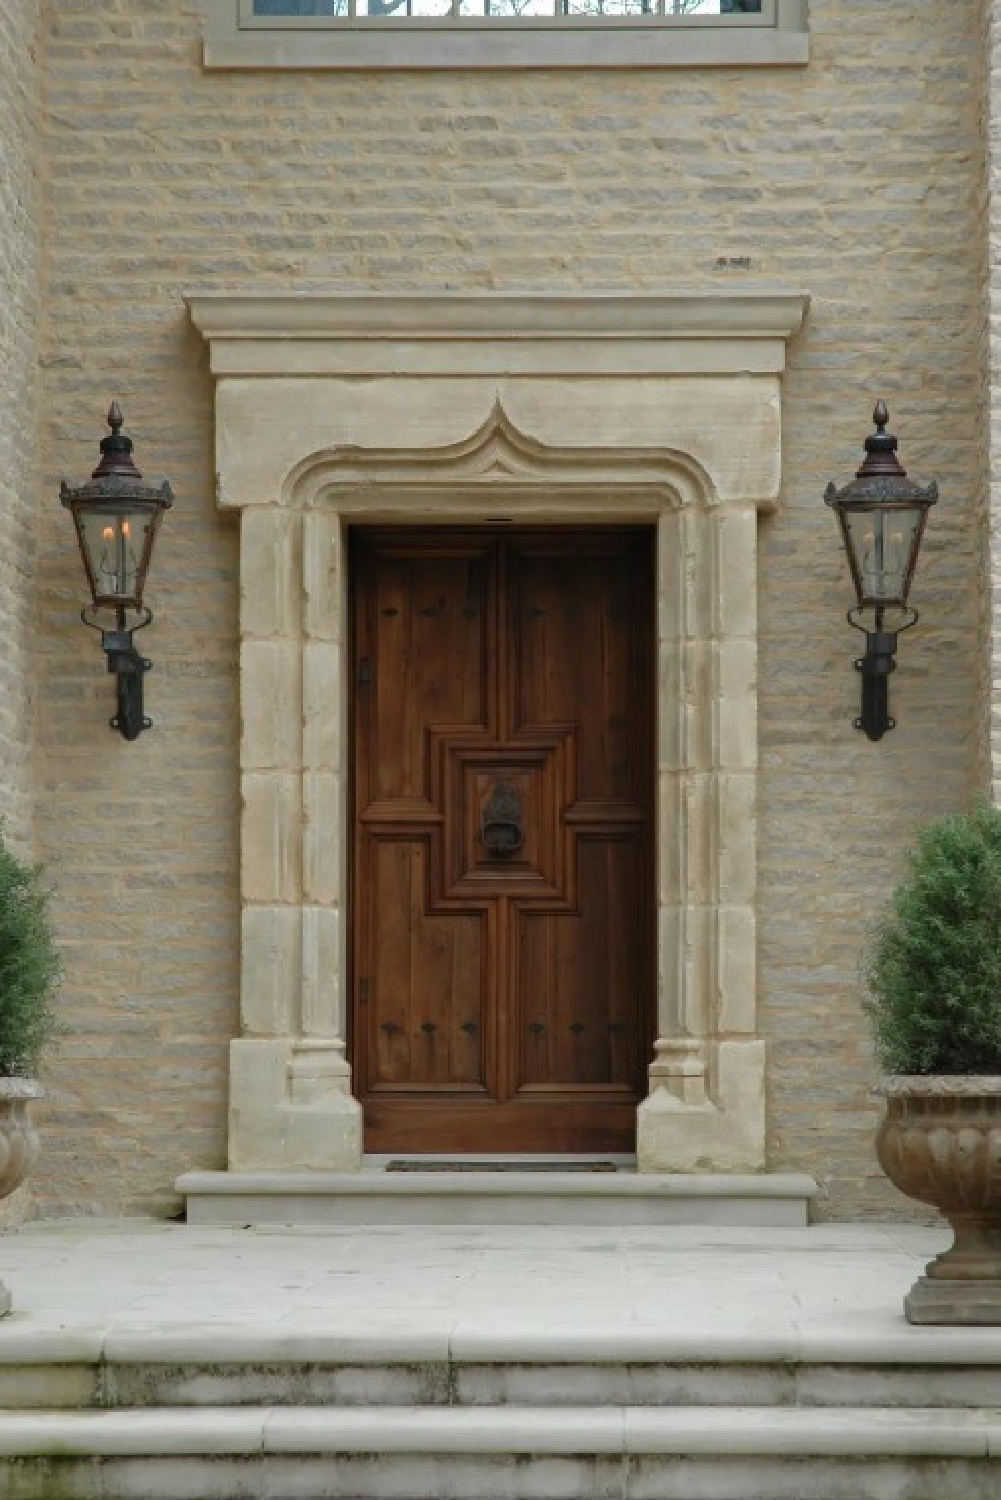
[0,1078,44,1315]
[875,1076,1001,1324]
[864,802,1001,1324]
[0,832,61,1316]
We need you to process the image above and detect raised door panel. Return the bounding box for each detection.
[512,538,649,805]
[518,837,646,1091]
[363,838,488,1093]
[362,543,490,809]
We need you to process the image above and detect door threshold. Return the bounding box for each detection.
[177,1167,818,1227]
[365,1153,638,1172]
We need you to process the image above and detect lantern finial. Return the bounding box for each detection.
[857,399,905,480]
[92,401,143,482]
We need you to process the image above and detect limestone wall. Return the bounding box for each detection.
[979,0,991,797]
[988,0,1001,800]
[0,0,41,1228]
[32,0,984,1217]
[0,0,40,851]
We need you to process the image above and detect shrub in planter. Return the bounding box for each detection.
[866,800,1001,1323]
[0,833,60,1315]
[0,836,60,1081]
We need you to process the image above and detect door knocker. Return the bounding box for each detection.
[480,781,524,859]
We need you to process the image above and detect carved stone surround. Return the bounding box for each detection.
[188,292,808,1173]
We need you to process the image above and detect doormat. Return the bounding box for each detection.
[385,1161,620,1172]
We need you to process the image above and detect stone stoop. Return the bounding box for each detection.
[176,1168,818,1227]
[3,1339,1001,1499]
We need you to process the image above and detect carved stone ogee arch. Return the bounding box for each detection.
[188,291,808,1174]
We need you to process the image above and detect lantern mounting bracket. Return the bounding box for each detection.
[82,606,153,740]
[847,606,917,742]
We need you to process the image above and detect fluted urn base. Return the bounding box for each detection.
[0,1077,44,1319]
[875,1077,1001,1325]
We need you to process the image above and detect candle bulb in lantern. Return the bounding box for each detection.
[100,524,116,596]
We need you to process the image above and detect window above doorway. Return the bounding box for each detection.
[200,0,808,68]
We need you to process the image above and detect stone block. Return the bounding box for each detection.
[302,770,341,905]
[240,508,297,639]
[241,772,301,903]
[300,905,343,1039]
[637,1039,766,1173]
[240,905,299,1037]
[240,639,300,771]
[717,505,758,639]
[303,641,343,771]
[228,1039,361,1172]
[717,905,757,1035]
[303,510,344,644]
[656,774,684,906]
[717,638,758,772]
[717,773,757,906]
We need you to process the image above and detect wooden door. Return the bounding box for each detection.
[351,528,654,1154]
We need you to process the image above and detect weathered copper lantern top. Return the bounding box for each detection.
[60,404,174,618]
[61,404,174,508]
[824,400,938,618]
[825,401,938,510]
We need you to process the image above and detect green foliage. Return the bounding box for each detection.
[865,801,1001,1075]
[0,835,60,1077]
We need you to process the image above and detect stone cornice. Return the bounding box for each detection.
[186,292,810,378]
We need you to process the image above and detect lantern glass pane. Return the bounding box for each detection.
[843,506,923,607]
[77,504,155,605]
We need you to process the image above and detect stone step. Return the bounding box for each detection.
[1,1405,999,1499]
[5,1333,1001,1411]
[176,1168,817,1227]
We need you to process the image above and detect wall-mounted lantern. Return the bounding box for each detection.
[824,401,937,742]
[60,404,173,741]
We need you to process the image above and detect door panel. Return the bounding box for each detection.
[352,528,654,1154]
[513,545,640,796]
[367,546,489,804]
[365,838,487,1092]
[518,837,644,1090]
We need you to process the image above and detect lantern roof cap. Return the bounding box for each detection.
[60,404,174,511]
[824,400,938,511]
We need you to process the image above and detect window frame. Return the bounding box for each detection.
[200,0,808,68]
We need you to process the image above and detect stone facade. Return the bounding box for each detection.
[0,0,41,1230]
[11,0,991,1217]
[0,0,39,852]
[988,0,1001,800]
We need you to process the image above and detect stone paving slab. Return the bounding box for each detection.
[0,1219,982,1365]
